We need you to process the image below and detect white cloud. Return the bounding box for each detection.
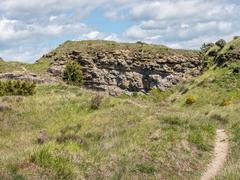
[81,31,119,41]
[122,0,240,48]
[0,0,239,62]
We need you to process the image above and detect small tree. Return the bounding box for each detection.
[200,43,214,54]
[63,61,83,86]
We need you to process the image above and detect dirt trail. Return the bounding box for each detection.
[201,129,229,180]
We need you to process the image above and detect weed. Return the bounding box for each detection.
[220,99,231,106]
[6,164,26,180]
[134,163,156,174]
[30,146,74,179]
[179,85,189,94]
[90,94,103,110]
[56,134,84,146]
[210,114,229,124]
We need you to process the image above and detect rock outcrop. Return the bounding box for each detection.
[42,41,202,95]
[0,71,57,83]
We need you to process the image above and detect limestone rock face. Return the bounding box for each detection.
[45,42,202,95]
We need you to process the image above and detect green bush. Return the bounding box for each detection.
[185,96,196,105]
[0,80,36,96]
[63,61,83,86]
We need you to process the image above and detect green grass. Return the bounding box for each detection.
[0,84,217,179]
[0,38,240,179]
[0,60,50,74]
[37,40,198,64]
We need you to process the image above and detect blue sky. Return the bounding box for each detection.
[0,0,240,62]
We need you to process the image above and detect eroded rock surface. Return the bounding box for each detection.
[47,46,202,95]
[0,71,57,83]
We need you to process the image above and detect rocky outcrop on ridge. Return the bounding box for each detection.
[0,71,57,83]
[41,41,203,95]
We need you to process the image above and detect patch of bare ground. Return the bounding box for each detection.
[201,129,229,180]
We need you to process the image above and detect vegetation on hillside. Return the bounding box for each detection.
[63,61,83,86]
[38,40,198,64]
[0,80,36,96]
[0,37,240,179]
[0,84,216,179]
[0,59,50,74]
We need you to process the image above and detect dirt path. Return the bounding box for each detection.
[201,129,229,180]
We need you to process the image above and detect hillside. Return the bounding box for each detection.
[39,40,202,95]
[0,38,240,179]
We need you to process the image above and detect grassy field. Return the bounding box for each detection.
[0,38,240,179]
[0,83,218,179]
[0,60,50,74]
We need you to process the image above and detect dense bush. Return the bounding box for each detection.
[0,80,36,96]
[63,61,83,86]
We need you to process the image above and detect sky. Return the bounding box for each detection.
[0,0,240,62]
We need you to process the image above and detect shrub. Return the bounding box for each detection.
[30,146,74,179]
[179,85,189,94]
[90,94,103,110]
[0,80,36,96]
[63,61,83,86]
[56,134,84,146]
[220,99,231,106]
[200,43,214,54]
[215,39,226,49]
[57,124,84,146]
[134,163,156,174]
[6,164,25,180]
[233,36,240,40]
[210,114,229,124]
[149,89,172,102]
[185,96,196,105]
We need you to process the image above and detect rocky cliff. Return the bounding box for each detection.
[39,40,202,95]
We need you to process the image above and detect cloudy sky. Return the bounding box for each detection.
[0,0,240,62]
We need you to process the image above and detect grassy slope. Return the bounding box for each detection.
[38,40,198,63]
[0,84,217,179]
[0,60,50,75]
[171,37,240,179]
[0,39,240,179]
